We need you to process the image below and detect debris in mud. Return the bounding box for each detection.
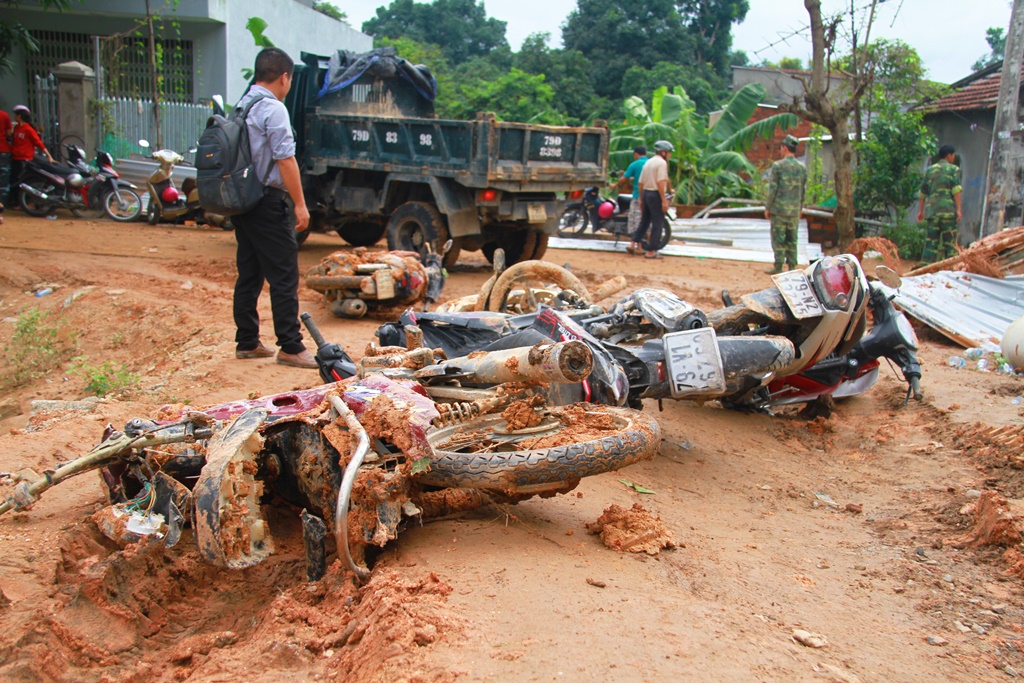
[502,397,543,431]
[792,629,827,648]
[586,578,607,588]
[951,490,1022,549]
[522,404,619,450]
[586,503,677,555]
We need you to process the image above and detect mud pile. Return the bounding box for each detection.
[586,502,677,555]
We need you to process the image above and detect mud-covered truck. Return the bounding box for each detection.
[283,48,609,265]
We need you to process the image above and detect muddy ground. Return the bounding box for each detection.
[1,213,1023,682]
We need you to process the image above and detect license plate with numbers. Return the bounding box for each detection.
[663,328,727,397]
[771,271,824,319]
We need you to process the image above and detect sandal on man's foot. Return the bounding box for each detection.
[626,244,639,255]
[644,251,663,259]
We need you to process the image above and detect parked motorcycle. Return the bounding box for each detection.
[139,139,230,228]
[559,185,673,250]
[0,314,659,580]
[19,145,143,222]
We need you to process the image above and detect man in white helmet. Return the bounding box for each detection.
[628,139,673,259]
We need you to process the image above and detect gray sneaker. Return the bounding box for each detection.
[276,349,318,369]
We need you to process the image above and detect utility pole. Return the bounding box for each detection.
[982,0,1024,237]
[146,0,162,149]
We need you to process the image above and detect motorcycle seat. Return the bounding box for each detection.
[32,159,78,178]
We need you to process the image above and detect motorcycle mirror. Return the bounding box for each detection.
[188,147,197,154]
[212,94,225,116]
[442,239,453,255]
[874,265,902,289]
[138,139,150,148]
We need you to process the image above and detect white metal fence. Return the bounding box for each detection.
[98,98,212,164]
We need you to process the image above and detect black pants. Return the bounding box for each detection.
[632,190,664,252]
[7,158,26,208]
[231,188,304,353]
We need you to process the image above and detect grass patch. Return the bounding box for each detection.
[881,220,926,261]
[71,358,140,397]
[2,308,79,388]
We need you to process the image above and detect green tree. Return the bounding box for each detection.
[610,83,797,204]
[675,0,750,74]
[854,101,935,220]
[972,26,1006,72]
[448,67,561,124]
[363,0,508,66]
[514,33,602,124]
[312,1,347,23]
[621,61,720,113]
[0,0,76,75]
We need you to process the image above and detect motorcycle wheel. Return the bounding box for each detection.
[486,260,590,314]
[19,180,57,217]
[146,200,161,225]
[655,221,672,250]
[557,206,588,237]
[71,204,105,220]
[103,188,143,222]
[422,404,660,494]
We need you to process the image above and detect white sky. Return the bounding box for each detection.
[342,0,1013,84]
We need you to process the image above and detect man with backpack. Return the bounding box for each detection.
[226,48,315,368]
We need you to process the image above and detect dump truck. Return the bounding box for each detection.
[283,48,609,265]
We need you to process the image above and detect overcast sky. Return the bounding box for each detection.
[343,0,1013,84]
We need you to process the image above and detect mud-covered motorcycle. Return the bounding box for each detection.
[0,316,659,580]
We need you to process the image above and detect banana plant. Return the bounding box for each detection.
[610,83,798,205]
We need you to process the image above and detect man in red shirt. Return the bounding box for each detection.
[0,107,11,209]
[9,105,53,209]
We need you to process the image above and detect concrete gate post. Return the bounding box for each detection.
[52,61,96,157]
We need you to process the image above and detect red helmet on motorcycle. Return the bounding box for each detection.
[598,201,616,220]
[161,186,180,203]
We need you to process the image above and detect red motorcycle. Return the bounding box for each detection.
[19,145,143,221]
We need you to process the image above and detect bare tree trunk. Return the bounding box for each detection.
[831,116,856,246]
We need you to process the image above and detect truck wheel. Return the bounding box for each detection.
[386,201,444,260]
[532,232,549,260]
[496,228,542,265]
[336,220,386,247]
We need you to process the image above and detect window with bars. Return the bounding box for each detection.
[25,30,195,104]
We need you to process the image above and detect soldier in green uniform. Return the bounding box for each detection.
[917,144,962,263]
[764,134,807,274]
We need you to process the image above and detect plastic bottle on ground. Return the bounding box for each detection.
[947,356,966,369]
[976,358,990,372]
[964,348,985,359]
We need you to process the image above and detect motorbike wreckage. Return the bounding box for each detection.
[0,315,660,581]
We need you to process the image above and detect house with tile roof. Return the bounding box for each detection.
[918,61,1021,241]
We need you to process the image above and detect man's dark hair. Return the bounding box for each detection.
[254,48,294,83]
[938,144,956,159]
[633,146,646,156]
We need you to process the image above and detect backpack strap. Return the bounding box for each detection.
[234,92,278,186]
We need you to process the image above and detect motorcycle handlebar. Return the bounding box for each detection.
[300,312,328,349]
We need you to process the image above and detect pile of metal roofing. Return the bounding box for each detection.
[908,226,1024,278]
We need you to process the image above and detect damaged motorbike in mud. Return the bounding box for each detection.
[304,241,451,318]
[378,256,923,413]
[0,316,659,581]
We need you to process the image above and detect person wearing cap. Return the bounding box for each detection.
[618,145,648,240]
[764,134,807,274]
[9,106,53,209]
[917,144,961,263]
[629,139,674,258]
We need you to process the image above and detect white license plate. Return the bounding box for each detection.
[527,203,546,223]
[771,271,824,319]
[664,328,727,397]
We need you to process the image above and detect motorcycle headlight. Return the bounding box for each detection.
[66,172,84,188]
[894,312,919,350]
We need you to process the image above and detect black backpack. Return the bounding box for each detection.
[195,93,273,216]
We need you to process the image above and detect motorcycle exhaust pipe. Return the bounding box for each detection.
[444,340,593,385]
[20,183,49,201]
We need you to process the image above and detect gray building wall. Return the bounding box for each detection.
[0,0,372,111]
[731,66,849,105]
[923,110,995,243]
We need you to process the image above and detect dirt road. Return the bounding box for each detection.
[0,213,1022,682]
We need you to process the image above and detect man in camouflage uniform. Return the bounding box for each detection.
[764,134,807,274]
[918,144,962,263]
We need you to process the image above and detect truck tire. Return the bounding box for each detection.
[386,201,444,260]
[336,220,386,247]
[496,227,546,265]
[532,233,549,260]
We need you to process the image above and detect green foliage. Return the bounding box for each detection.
[0,0,76,76]
[621,61,721,114]
[449,68,562,124]
[312,1,346,22]
[2,308,78,388]
[803,126,833,206]
[882,220,926,260]
[761,57,803,70]
[363,0,508,66]
[837,40,945,122]
[514,33,601,124]
[562,0,747,104]
[241,17,275,80]
[854,101,935,219]
[972,26,1006,72]
[610,83,797,204]
[71,359,140,398]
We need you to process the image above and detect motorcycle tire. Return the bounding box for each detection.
[335,219,386,247]
[19,180,57,217]
[146,200,161,225]
[422,404,660,494]
[656,221,672,250]
[557,205,588,237]
[486,260,590,313]
[102,188,143,222]
[71,204,105,220]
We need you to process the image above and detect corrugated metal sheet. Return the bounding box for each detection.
[884,272,1024,351]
